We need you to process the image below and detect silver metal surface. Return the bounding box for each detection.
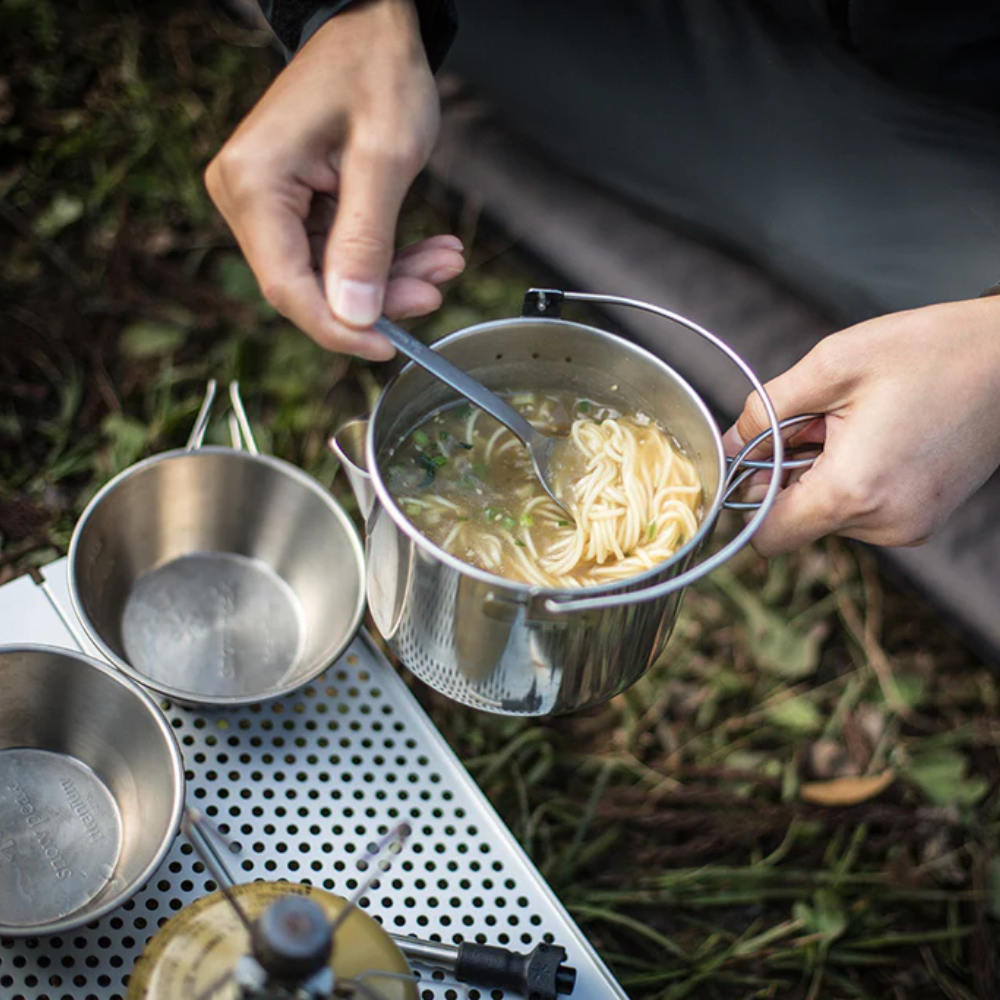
[373,317,574,517]
[0,560,628,1000]
[345,310,726,715]
[0,749,122,929]
[68,382,366,707]
[0,644,184,936]
[121,552,306,699]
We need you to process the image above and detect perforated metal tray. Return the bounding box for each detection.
[0,559,627,1000]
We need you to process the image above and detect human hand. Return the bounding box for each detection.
[723,297,1000,554]
[205,0,463,360]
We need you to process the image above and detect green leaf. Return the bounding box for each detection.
[712,570,822,679]
[766,696,822,735]
[120,321,188,359]
[794,890,847,945]
[217,254,273,315]
[903,750,988,808]
[101,414,151,473]
[34,192,83,237]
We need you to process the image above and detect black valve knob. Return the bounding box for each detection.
[250,896,333,983]
[454,941,577,999]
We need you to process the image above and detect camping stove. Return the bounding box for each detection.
[0,560,627,1000]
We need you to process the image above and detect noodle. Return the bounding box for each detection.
[383,392,702,588]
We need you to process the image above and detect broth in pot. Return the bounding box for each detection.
[381,391,702,588]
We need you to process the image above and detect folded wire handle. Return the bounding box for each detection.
[723,413,822,510]
[185,380,259,454]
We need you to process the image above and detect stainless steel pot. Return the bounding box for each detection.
[333,289,808,716]
[69,382,365,707]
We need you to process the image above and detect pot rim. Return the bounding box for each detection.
[366,316,727,599]
[0,642,185,936]
[67,445,367,706]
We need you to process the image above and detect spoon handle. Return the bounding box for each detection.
[373,316,537,444]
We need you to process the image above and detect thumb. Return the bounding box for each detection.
[324,143,417,329]
[728,344,853,452]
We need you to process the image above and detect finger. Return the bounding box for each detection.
[727,344,856,451]
[235,199,394,360]
[389,245,465,284]
[392,234,464,262]
[324,141,421,328]
[748,457,847,556]
[384,276,444,321]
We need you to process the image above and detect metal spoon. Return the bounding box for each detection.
[373,316,575,519]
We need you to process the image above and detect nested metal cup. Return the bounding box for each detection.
[0,645,184,936]
[334,290,789,716]
[69,382,365,707]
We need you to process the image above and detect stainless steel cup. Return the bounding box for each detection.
[0,645,184,936]
[69,382,365,707]
[333,290,800,716]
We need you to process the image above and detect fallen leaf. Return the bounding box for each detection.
[904,750,988,808]
[766,696,822,735]
[800,770,895,806]
[120,321,188,359]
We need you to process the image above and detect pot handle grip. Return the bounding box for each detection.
[531,289,798,614]
[722,413,821,510]
[185,380,259,454]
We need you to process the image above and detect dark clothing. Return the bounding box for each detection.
[258,0,457,69]
[445,0,1000,322]
[262,1,1000,113]
[255,0,1000,318]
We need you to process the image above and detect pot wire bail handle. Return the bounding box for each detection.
[722,412,821,510]
[185,380,259,454]
[528,289,790,614]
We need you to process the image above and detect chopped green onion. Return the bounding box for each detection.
[557,520,570,528]
[519,514,535,528]
[457,442,474,450]
[578,400,591,414]
[648,522,657,539]
[484,506,498,521]
[502,516,517,531]
[417,454,437,486]
[514,540,526,547]
[413,429,430,446]
[455,405,471,418]
[472,462,489,479]
[439,431,450,441]
[432,454,448,466]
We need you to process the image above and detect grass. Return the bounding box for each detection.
[2,1,1000,996]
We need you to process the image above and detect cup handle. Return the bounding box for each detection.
[185,380,259,454]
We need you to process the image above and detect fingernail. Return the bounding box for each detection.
[442,236,464,251]
[333,279,382,327]
[427,266,462,284]
[721,425,744,453]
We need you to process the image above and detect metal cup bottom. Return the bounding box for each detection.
[0,748,123,929]
[120,551,306,699]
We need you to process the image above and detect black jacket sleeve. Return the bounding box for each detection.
[257,0,458,70]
